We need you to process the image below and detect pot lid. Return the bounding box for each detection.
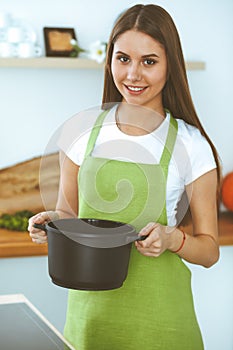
[47,218,138,248]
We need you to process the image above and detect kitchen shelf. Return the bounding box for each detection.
[0,211,232,258]
[0,57,206,70]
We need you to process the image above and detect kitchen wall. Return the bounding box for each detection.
[0,0,233,349]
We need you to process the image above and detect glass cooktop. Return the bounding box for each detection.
[0,298,74,350]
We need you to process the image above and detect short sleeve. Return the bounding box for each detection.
[184,127,216,185]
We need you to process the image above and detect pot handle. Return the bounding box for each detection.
[33,223,47,232]
[126,233,148,244]
[136,234,148,241]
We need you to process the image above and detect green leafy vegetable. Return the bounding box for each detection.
[0,210,35,231]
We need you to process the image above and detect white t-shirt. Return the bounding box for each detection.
[58,106,216,226]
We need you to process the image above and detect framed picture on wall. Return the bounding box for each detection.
[43,27,77,57]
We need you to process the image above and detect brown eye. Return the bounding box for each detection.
[144,59,156,65]
[118,56,129,63]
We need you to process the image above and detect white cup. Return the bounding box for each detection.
[0,42,16,57]
[0,12,11,28]
[16,42,42,58]
[7,26,24,43]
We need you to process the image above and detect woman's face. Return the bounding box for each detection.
[111,30,167,112]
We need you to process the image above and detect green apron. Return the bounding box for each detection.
[64,109,204,350]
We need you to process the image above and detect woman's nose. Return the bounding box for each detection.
[127,62,142,82]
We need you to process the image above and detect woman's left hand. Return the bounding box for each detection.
[135,222,173,257]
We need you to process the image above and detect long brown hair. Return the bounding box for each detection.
[102,4,221,193]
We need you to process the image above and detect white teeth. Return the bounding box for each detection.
[127,86,144,91]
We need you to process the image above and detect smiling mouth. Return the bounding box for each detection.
[124,85,148,93]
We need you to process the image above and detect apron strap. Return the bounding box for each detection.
[153,112,178,225]
[159,112,178,174]
[84,109,110,158]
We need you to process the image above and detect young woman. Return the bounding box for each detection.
[28,4,220,350]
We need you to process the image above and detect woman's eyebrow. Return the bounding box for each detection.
[141,53,159,58]
[115,51,130,56]
[115,50,159,58]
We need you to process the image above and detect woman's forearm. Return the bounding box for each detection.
[168,228,220,268]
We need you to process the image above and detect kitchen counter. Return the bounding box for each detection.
[0,211,232,258]
[0,228,48,257]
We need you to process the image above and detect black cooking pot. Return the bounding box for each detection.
[34,218,146,291]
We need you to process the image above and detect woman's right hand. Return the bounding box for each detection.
[28,211,59,244]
